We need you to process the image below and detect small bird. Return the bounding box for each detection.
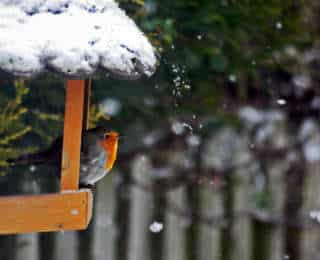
[8,126,119,187]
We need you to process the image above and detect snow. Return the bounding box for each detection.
[100,98,121,116]
[310,210,320,223]
[149,221,163,233]
[171,121,185,135]
[277,98,287,106]
[228,74,237,82]
[186,134,201,147]
[304,142,320,162]
[202,128,253,171]
[299,119,320,163]
[238,107,264,127]
[0,0,157,79]
[292,74,311,95]
[238,106,285,130]
[70,209,79,215]
[298,119,317,141]
[275,22,283,30]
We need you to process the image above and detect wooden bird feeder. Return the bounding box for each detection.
[0,79,93,234]
[0,0,156,235]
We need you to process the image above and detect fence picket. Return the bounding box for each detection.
[301,161,320,260]
[198,183,223,260]
[93,174,117,260]
[55,232,76,260]
[163,186,186,260]
[128,155,153,260]
[300,120,320,260]
[268,160,289,260]
[16,234,38,260]
[230,166,252,260]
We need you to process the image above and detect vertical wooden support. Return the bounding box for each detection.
[60,80,86,191]
[83,79,91,131]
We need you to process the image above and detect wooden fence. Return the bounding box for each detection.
[0,114,320,260]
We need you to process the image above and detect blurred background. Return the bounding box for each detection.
[1,0,320,259]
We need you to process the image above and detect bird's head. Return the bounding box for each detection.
[99,131,119,172]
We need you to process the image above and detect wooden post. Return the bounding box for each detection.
[83,79,91,131]
[60,80,86,191]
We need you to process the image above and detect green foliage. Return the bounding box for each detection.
[0,80,31,169]
[23,76,65,146]
[119,0,144,6]
[0,76,65,173]
[0,0,318,171]
[106,0,315,121]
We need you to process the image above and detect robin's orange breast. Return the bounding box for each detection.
[79,130,119,186]
[100,131,119,172]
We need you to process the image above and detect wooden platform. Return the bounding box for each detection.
[0,190,92,234]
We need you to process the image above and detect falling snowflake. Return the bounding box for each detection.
[29,165,37,172]
[228,74,237,82]
[276,22,283,30]
[171,121,185,135]
[277,99,287,106]
[149,222,163,233]
[100,98,122,116]
[187,135,201,147]
[310,210,320,222]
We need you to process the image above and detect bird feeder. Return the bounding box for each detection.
[0,0,156,234]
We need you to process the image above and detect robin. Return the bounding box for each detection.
[8,126,119,187]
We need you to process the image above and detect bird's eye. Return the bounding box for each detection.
[104,134,109,139]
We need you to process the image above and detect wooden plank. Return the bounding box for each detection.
[82,79,91,131]
[61,80,86,191]
[0,190,92,234]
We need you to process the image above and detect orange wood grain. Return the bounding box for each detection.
[0,190,92,234]
[83,79,91,131]
[60,80,86,190]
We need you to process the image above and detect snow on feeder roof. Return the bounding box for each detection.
[0,0,157,79]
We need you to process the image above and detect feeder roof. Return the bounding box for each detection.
[0,0,157,79]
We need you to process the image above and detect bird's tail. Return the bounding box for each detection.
[7,151,51,166]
